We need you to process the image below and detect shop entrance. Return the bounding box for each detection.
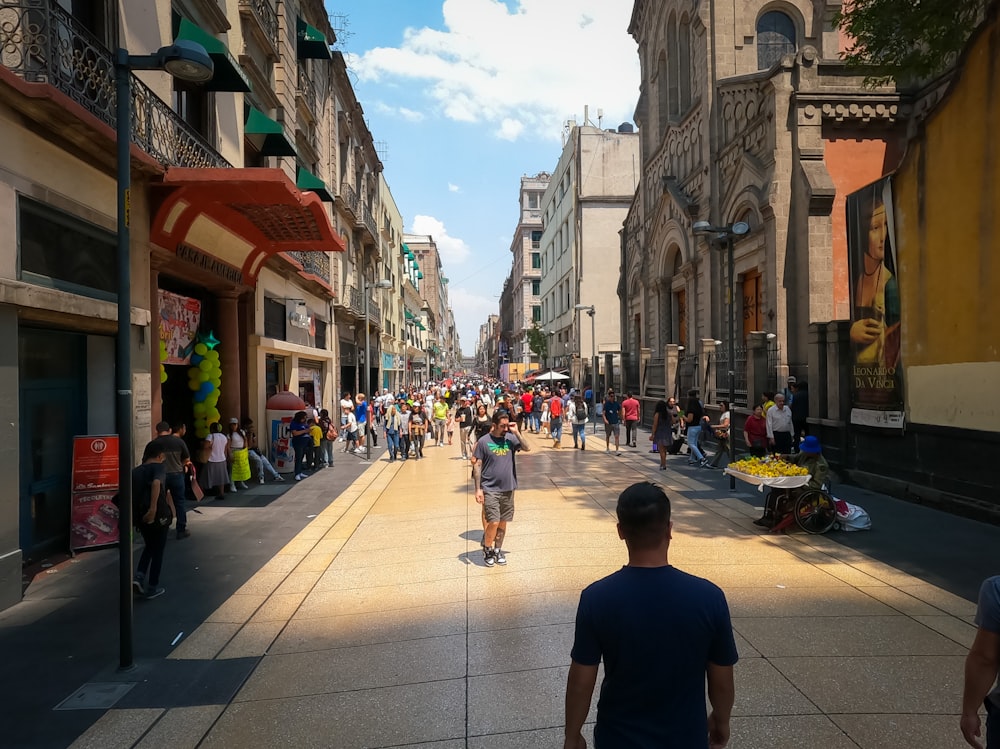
[18,329,87,559]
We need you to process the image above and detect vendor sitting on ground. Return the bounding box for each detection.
[753,436,830,528]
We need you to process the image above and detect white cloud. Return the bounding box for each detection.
[410,215,472,265]
[350,0,639,141]
[449,286,498,352]
[448,183,461,192]
[372,100,425,122]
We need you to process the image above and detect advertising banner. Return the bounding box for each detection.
[70,436,120,551]
[270,417,295,473]
[158,289,202,365]
[846,176,904,428]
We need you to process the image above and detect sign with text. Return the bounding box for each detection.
[70,436,120,551]
[71,435,119,492]
[846,176,904,429]
[158,289,202,364]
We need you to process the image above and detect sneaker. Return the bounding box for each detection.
[259,477,265,485]
[132,576,145,596]
[176,529,191,540]
[238,482,249,490]
[699,459,709,468]
[752,516,774,528]
[274,475,285,482]
[493,548,507,565]
[229,486,238,493]
[659,465,667,471]
[581,443,585,451]
[295,474,303,481]
[483,547,496,567]
[606,447,610,453]
[145,586,166,599]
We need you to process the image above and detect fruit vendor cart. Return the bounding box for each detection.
[724,466,838,534]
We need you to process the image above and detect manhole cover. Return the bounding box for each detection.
[54,682,136,711]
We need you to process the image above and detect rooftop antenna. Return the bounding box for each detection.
[597,108,604,128]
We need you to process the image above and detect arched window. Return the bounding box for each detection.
[757,11,796,70]
[667,14,679,119]
[657,51,669,133]
[678,16,692,113]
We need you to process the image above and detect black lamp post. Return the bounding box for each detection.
[692,220,750,490]
[363,279,392,460]
[574,304,596,431]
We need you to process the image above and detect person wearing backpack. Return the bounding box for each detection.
[569,394,589,450]
[132,441,175,600]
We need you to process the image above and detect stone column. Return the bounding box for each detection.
[826,321,852,425]
[699,338,718,402]
[639,347,652,398]
[217,292,242,422]
[746,331,770,406]
[807,322,827,421]
[665,343,681,400]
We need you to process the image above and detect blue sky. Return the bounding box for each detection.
[326,0,640,357]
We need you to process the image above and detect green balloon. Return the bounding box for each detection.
[198,370,210,382]
[194,343,208,355]
[199,359,212,372]
[210,378,221,388]
[206,349,220,361]
[188,379,200,391]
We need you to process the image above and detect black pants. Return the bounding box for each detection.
[773,431,793,454]
[400,433,411,458]
[293,437,311,475]
[710,437,730,467]
[625,419,638,445]
[136,522,169,587]
[792,420,808,450]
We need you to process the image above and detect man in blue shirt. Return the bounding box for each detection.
[963,575,1000,749]
[564,481,737,749]
[602,390,623,454]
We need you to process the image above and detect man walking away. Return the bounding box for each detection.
[456,396,474,459]
[962,575,1000,749]
[549,391,564,448]
[471,411,530,567]
[622,392,641,447]
[564,482,737,749]
[149,421,191,539]
[603,390,622,454]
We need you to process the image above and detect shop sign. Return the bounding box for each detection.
[177,243,243,284]
[158,290,202,364]
[70,435,119,551]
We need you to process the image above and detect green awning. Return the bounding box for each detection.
[404,309,415,320]
[401,243,410,255]
[415,322,426,331]
[297,17,332,60]
[174,17,251,92]
[296,167,333,201]
[417,271,424,279]
[245,107,296,157]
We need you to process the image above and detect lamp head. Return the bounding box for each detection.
[692,220,712,232]
[158,40,214,82]
[731,221,751,236]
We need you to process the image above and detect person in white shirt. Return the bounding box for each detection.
[765,393,794,454]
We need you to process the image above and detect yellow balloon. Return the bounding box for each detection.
[194,343,208,355]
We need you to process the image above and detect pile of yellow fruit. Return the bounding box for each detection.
[728,456,809,477]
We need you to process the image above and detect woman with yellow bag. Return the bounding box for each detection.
[227,418,252,491]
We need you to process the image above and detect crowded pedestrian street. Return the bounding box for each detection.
[4,422,990,749]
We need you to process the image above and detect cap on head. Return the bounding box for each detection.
[229,417,239,424]
[787,375,797,384]
[800,436,822,454]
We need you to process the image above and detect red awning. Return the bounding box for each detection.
[150,168,345,285]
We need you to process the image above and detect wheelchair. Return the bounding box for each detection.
[764,484,838,534]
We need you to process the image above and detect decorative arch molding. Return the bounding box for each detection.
[754,1,810,48]
[722,183,769,230]
[651,220,691,279]
[720,150,772,220]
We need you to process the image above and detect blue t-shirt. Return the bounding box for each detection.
[976,575,1000,707]
[571,565,738,748]
[356,401,368,423]
[472,431,522,492]
[603,400,622,425]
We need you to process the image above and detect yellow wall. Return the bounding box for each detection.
[893,20,1000,432]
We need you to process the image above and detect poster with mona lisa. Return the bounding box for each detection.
[846,176,904,429]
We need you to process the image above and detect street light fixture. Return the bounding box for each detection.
[574,304,597,431]
[364,278,393,460]
[692,220,750,490]
[115,41,212,672]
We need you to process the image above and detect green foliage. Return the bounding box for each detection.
[835,0,988,86]
[525,322,548,362]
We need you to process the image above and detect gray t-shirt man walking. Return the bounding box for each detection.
[471,411,529,567]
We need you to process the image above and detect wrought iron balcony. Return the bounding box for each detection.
[0,0,229,169]
[338,182,358,217]
[239,0,278,58]
[286,250,330,285]
[297,65,318,120]
[358,202,378,240]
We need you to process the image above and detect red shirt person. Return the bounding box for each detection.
[622,393,641,448]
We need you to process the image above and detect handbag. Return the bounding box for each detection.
[326,424,337,440]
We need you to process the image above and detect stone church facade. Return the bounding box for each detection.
[623,0,905,403]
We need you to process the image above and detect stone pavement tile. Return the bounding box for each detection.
[467,566,615,600]
[732,658,820,716]
[808,563,889,587]
[468,590,579,632]
[670,540,803,566]
[249,591,307,623]
[468,622,575,675]
[847,561,930,587]
[217,620,284,659]
[468,666,591,735]
[734,616,967,657]
[896,584,978,617]
[201,680,466,749]
[734,630,761,658]
[233,572,288,597]
[314,556,469,591]
[311,538,351,555]
[293,552,337,573]
[829,713,960,749]
[726,585,898,619]
[236,633,466,701]
[769,655,965,713]
[293,523,332,540]
[467,725,595,748]
[729,715,857,749]
[205,594,266,624]
[680,563,849,589]
[256,553,305,575]
[296,577,468,618]
[68,708,164,749]
[912,615,978,648]
[271,601,468,653]
[133,705,224,749]
[278,537,319,556]
[331,540,470,569]
[856,586,945,616]
[167,622,240,660]
[272,569,324,596]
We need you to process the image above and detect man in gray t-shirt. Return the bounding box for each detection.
[962,575,1000,749]
[471,411,529,567]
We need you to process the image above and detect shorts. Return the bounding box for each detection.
[482,490,515,523]
[605,422,621,436]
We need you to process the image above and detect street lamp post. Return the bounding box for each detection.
[115,41,212,671]
[692,220,750,490]
[574,304,597,432]
[363,279,393,460]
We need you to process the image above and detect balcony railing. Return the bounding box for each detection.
[297,64,317,119]
[286,250,330,285]
[0,0,229,169]
[339,182,358,216]
[358,202,377,239]
[239,0,278,55]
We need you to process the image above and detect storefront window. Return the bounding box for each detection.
[265,354,285,398]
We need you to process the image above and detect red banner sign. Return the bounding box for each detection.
[71,436,119,551]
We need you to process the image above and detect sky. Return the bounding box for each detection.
[326,0,641,358]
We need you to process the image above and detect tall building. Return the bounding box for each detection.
[538,121,640,386]
[623,1,903,399]
[506,172,550,377]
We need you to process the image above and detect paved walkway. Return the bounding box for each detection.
[30,430,997,747]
